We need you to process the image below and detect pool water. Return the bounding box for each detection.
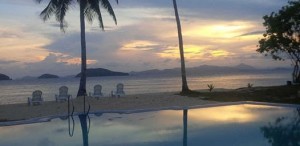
[0,104,299,146]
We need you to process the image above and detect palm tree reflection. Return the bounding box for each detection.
[183,109,188,146]
[64,113,91,146]
[79,114,90,146]
[261,108,300,146]
[65,108,189,146]
[65,94,91,146]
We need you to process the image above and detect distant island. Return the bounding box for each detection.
[0,73,11,80]
[38,74,59,79]
[130,63,292,77]
[75,68,129,77]
[13,64,292,80]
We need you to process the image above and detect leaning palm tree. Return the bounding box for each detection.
[36,0,118,97]
[172,0,190,94]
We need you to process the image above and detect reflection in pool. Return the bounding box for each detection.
[0,104,299,146]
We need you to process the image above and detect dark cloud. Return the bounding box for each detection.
[49,23,68,28]
[237,30,265,37]
[163,59,172,63]
[118,0,289,21]
[0,60,19,64]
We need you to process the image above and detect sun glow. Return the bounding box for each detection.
[211,50,232,57]
[184,21,255,39]
[157,45,208,59]
[120,40,160,51]
[157,45,233,60]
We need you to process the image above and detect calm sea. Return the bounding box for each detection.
[0,72,292,105]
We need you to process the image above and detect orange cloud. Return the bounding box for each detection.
[157,45,233,61]
[0,28,50,63]
[120,40,160,51]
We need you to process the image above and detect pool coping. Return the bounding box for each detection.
[1,101,300,126]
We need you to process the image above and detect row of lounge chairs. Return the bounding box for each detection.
[28,83,125,106]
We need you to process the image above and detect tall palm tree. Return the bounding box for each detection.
[172,0,190,94]
[36,0,118,97]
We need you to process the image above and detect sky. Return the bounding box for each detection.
[0,0,291,78]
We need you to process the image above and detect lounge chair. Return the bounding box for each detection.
[55,86,72,102]
[111,83,125,97]
[28,90,43,106]
[89,84,103,99]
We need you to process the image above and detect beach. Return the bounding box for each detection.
[0,92,218,122]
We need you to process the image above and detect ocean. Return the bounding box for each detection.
[0,72,292,105]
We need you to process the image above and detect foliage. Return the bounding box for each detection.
[257,1,300,83]
[36,0,118,31]
[247,83,253,88]
[207,84,214,92]
[185,85,300,104]
[261,109,300,146]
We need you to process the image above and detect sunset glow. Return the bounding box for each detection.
[120,40,160,51]
[0,0,290,77]
[185,21,255,39]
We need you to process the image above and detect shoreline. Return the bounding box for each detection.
[0,92,218,122]
[1,84,299,124]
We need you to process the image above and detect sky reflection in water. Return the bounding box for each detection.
[0,104,297,146]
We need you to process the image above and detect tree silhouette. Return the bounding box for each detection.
[36,0,118,96]
[172,0,191,94]
[257,1,300,83]
[261,108,300,146]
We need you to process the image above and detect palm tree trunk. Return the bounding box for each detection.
[172,0,190,93]
[77,0,87,97]
[79,114,89,146]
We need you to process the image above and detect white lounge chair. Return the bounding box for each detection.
[28,90,43,106]
[89,84,103,99]
[55,86,72,102]
[111,83,125,97]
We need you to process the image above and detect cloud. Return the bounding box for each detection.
[22,53,80,76]
[49,23,68,28]
[237,30,265,37]
[117,0,289,21]
[0,60,19,65]
[0,0,292,78]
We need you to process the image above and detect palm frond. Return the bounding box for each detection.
[100,0,117,25]
[40,0,58,21]
[88,0,104,29]
[55,0,72,31]
[37,0,117,31]
[84,2,96,24]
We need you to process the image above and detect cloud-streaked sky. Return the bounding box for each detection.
[0,0,290,78]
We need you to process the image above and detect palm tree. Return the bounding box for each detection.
[36,0,118,97]
[172,0,190,94]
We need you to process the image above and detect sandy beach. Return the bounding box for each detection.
[0,92,218,122]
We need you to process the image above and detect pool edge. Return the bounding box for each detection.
[1,101,299,126]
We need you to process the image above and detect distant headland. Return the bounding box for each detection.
[75,68,129,77]
[0,73,11,81]
[38,74,59,79]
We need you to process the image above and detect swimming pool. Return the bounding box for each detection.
[0,103,299,146]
